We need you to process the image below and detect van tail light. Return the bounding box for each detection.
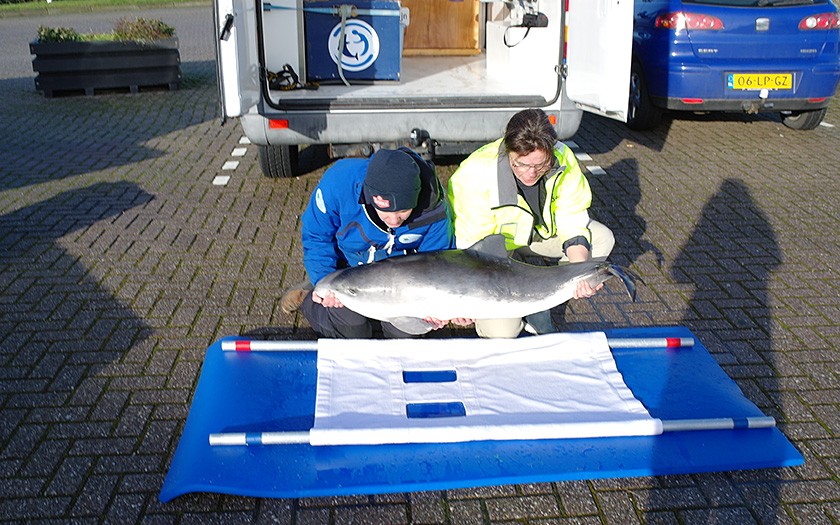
[655,12,724,31]
[798,13,840,30]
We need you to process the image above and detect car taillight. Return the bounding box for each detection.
[798,13,840,30]
[655,12,724,31]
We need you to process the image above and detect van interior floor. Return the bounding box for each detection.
[268,54,556,104]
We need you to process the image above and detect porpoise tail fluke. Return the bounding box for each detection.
[602,263,644,302]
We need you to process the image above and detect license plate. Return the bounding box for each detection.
[727,73,792,90]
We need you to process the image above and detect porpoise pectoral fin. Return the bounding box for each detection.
[387,317,435,335]
[465,234,511,262]
[605,264,646,301]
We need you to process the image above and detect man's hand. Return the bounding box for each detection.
[312,290,343,308]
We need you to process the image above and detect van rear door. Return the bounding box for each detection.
[565,0,633,122]
[215,0,260,119]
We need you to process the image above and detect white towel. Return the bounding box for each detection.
[310,332,662,446]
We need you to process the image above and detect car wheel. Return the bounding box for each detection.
[782,108,827,131]
[258,144,299,178]
[627,61,661,131]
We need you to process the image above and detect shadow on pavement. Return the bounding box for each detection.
[578,108,782,158]
[0,59,217,192]
[666,178,781,523]
[590,156,664,271]
[0,181,154,451]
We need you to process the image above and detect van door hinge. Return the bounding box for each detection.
[558,64,568,78]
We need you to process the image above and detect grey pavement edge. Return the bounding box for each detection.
[1,5,838,524]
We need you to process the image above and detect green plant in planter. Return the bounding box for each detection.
[36,17,176,43]
[36,26,83,43]
[113,17,176,42]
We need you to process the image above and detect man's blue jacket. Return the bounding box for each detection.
[301,148,455,286]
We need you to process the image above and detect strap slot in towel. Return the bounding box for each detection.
[406,402,466,419]
[402,370,457,383]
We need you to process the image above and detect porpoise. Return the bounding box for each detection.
[313,234,642,334]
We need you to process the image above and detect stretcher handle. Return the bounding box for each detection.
[210,431,310,446]
[208,416,775,447]
[220,337,695,352]
[660,416,776,432]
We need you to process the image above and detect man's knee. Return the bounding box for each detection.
[474,318,524,338]
[590,220,615,259]
[301,297,373,339]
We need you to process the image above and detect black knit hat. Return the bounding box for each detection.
[363,149,422,212]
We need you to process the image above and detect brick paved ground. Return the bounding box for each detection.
[0,6,838,524]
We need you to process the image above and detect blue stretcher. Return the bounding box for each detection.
[159,326,803,502]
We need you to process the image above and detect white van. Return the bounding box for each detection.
[214,0,633,178]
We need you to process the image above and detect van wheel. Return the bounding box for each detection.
[258,144,299,178]
[782,108,827,131]
[627,61,661,131]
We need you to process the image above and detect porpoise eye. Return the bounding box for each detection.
[346,288,358,297]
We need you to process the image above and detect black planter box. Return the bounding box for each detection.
[30,38,181,97]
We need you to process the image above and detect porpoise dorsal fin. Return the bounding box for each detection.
[465,234,510,262]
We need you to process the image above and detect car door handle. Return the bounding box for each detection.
[220,14,234,41]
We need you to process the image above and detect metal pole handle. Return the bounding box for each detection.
[220,337,694,352]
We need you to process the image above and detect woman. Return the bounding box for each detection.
[447,108,615,338]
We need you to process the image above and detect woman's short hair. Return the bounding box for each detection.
[503,108,558,156]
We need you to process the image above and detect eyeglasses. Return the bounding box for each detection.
[510,157,554,175]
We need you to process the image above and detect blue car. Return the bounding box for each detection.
[630,0,840,130]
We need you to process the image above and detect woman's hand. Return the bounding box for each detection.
[574,280,603,299]
[421,317,475,330]
[565,245,604,299]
